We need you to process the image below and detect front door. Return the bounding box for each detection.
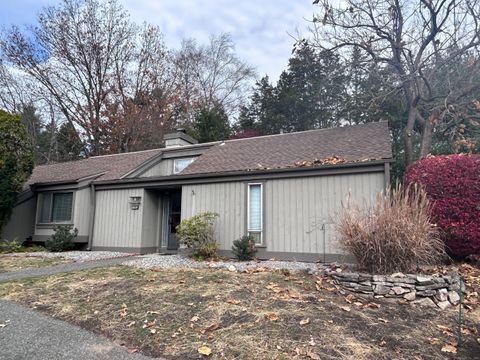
[167,191,182,250]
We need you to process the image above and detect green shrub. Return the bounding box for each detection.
[232,235,257,260]
[176,212,219,259]
[0,240,23,253]
[45,225,78,252]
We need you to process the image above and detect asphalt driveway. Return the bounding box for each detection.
[0,300,159,360]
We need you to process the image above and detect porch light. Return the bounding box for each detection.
[129,196,142,210]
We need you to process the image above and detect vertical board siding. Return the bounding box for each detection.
[141,189,159,248]
[139,159,173,177]
[1,192,36,242]
[182,183,245,250]
[73,187,91,236]
[93,188,144,248]
[266,172,385,254]
[182,172,384,255]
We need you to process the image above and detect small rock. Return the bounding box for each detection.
[390,272,406,278]
[448,291,460,305]
[416,276,434,285]
[374,284,390,295]
[228,265,236,272]
[416,290,437,297]
[392,286,409,295]
[435,288,448,302]
[437,301,451,310]
[373,275,386,282]
[412,298,436,307]
[404,291,416,301]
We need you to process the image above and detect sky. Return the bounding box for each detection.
[0,0,316,82]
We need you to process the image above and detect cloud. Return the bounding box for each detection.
[0,0,316,82]
[121,0,315,82]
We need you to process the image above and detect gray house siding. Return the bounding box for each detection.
[182,182,246,250]
[91,188,155,253]
[1,191,37,242]
[181,172,385,261]
[32,187,91,243]
[139,159,174,177]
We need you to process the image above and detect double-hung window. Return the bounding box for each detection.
[247,183,263,244]
[38,192,74,223]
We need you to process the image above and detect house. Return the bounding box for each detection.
[2,122,392,262]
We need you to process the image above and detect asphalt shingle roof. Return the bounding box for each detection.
[25,122,391,186]
[181,122,392,175]
[26,148,162,186]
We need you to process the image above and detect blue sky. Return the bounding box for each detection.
[0,0,316,82]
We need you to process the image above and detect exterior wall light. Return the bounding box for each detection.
[129,196,142,210]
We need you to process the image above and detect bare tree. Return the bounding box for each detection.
[0,0,178,156]
[311,0,480,164]
[175,33,256,122]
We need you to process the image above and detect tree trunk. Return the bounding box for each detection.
[404,106,417,165]
[419,115,435,158]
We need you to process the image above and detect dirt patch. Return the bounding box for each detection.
[0,265,478,359]
[0,255,70,273]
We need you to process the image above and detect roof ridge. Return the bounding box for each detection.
[223,121,387,144]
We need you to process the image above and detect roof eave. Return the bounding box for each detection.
[93,158,393,186]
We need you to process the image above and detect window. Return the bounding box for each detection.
[173,158,195,173]
[38,192,73,223]
[247,183,263,244]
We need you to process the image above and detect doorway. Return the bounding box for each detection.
[161,190,182,251]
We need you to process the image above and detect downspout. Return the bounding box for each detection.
[87,182,96,251]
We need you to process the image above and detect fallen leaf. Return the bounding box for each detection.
[265,312,279,321]
[345,294,355,303]
[126,321,136,327]
[441,344,457,354]
[429,338,440,345]
[198,346,212,356]
[225,299,240,305]
[379,340,386,347]
[377,318,389,323]
[190,316,199,322]
[202,323,220,333]
[150,329,157,334]
[299,318,310,325]
[340,306,351,312]
[127,347,139,354]
[364,302,380,309]
[306,351,321,360]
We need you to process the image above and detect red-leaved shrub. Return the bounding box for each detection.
[404,154,480,258]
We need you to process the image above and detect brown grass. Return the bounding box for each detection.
[336,184,446,274]
[0,266,478,359]
[0,255,70,273]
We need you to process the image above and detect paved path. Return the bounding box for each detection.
[0,257,131,282]
[0,300,159,360]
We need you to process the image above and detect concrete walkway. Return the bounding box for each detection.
[0,257,131,282]
[0,300,158,360]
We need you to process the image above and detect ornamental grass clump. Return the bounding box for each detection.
[336,184,446,274]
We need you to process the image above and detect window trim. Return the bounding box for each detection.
[247,182,263,245]
[172,157,195,174]
[36,191,75,225]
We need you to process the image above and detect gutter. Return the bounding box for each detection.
[87,182,96,251]
[93,159,394,188]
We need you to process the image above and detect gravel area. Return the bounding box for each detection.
[4,251,135,262]
[123,254,324,273]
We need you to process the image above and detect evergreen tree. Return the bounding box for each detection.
[193,104,231,143]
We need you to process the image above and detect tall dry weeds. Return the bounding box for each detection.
[336,183,446,274]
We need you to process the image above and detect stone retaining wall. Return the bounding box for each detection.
[327,270,461,310]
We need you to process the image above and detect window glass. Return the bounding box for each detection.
[39,192,73,223]
[174,158,195,173]
[52,193,73,222]
[248,184,262,243]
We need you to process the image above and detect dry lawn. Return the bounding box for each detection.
[0,266,478,359]
[0,255,69,273]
